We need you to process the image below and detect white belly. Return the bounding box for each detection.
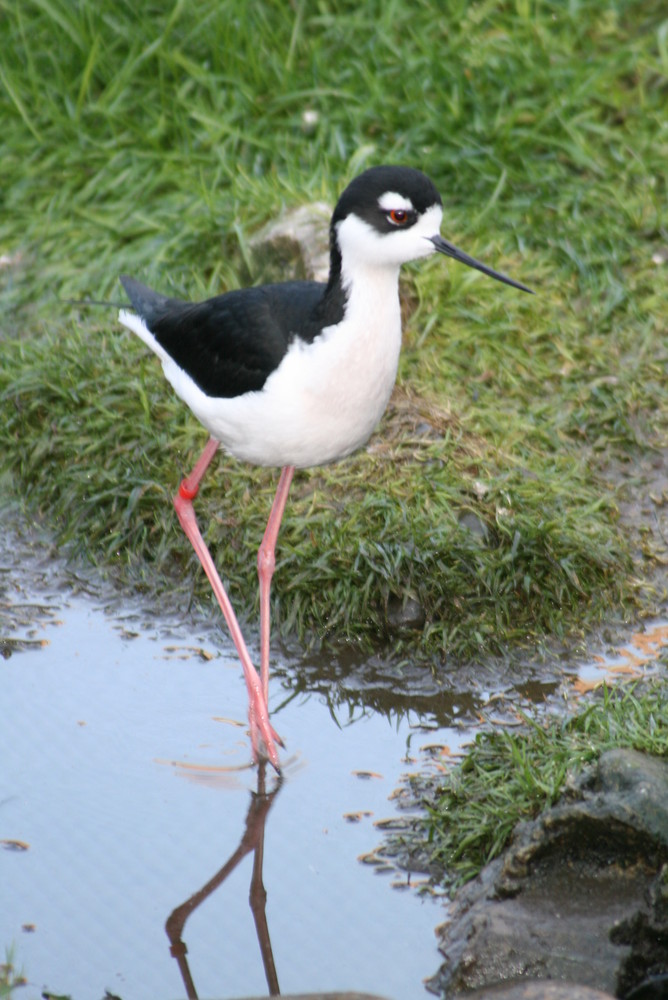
[173,291,403,468]
[121,264,405,469]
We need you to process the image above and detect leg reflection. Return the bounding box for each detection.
[165,763,283,999]
[249,764,280,995]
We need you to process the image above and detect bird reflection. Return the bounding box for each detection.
[165,763,283,999]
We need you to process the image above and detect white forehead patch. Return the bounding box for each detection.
[377,191,415,212]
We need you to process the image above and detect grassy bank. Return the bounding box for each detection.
[1,0,667,659]
[420,678,668,887]
[378,676,668,892]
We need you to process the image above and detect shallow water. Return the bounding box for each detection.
[2,519,666,1000]
[1,524,467,1000]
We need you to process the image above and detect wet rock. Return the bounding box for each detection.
[386,593,426,633]
[429,749,668,999]
[465,982,616,999]
[624,973,668,999]
[458,510,489,543]
[612,859,668,998]
[227,994,391,1000]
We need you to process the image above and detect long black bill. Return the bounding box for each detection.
[429,234,534,294]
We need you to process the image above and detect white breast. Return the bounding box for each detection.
[146,264,404,469]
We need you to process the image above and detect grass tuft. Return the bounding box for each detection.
[424,680,668,886]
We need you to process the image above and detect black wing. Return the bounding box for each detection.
[120,275,330,398]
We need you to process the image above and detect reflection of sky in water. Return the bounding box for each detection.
[3,594,461,1000]
[3,524,666,999]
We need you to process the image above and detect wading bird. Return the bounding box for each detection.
[118,165,532,771]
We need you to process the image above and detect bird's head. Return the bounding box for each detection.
[332,165,533,293]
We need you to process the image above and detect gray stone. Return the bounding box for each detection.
[386,594,426,632]
[250,202,331,283]
[457,510,489,542]
[227,994,391,1000]
[430,750,668,998]
[465,981,616,999]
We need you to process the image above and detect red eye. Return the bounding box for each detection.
[389,209,409,225]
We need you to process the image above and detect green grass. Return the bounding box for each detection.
[0,947,26,998]
[423,679,668,886]
[1,0,667,658]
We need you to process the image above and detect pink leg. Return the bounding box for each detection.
[173,437,283,772]
[257,466,295,704]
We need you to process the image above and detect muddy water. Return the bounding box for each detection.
[2,518,667,1000]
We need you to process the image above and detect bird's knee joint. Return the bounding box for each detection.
[257,545,276,578]
[177,479,199,503]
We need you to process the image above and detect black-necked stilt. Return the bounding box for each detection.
[119,165,533,772]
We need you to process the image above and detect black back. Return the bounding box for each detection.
[121,167,440,399]
[121,275,346,398]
